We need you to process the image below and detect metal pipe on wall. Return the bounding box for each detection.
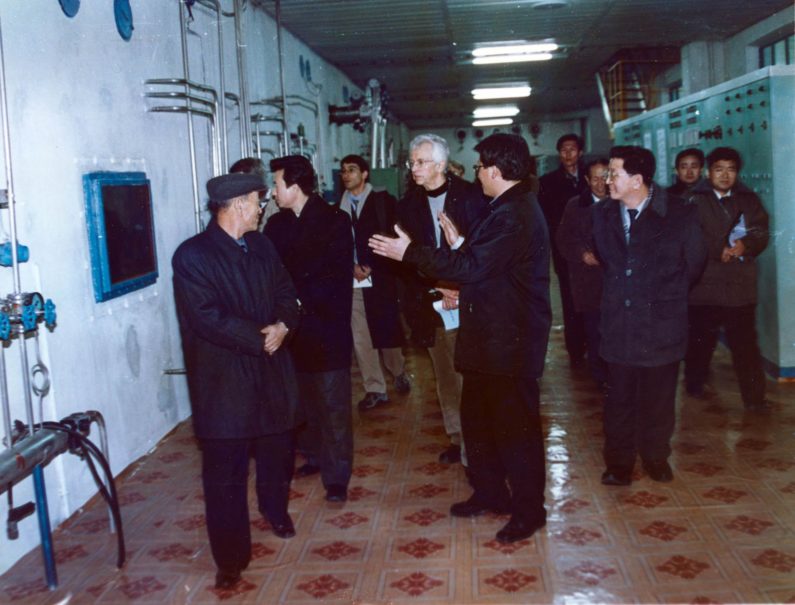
[233,0,252,157]
[275,0,290,156]
[195,0,229,170]
[178,1,201,233]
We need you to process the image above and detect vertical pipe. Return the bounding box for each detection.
[275,0,290,155]
[179,2,202,233]
[33,465,58,590]
[15,323,34,433]
[0,16,21,293]
[214,2,228,171]
[0,348,11,449]
[233,0,251,157]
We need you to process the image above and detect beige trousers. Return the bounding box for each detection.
[426,326,466,462]
[351,288,405,394]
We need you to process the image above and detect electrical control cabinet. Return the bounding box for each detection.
[615,65,795,377]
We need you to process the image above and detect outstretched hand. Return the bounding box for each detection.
[369,224,412,261]
[438,211,461,247]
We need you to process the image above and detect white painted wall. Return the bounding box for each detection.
[0,0,374,574]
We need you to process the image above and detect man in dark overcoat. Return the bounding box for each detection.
[264,155,355,503]
[593,146,706,487]
[555,157,609,388]
[684,147,770,411]
[538,133,590,367]
[371,133,552,544]
[397,133,486,466]
[172,172,300,589]
[339,154,410,412]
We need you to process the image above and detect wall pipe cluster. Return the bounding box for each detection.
[146,0,250,234]
[0,16,123,591]
[329,79,389,169]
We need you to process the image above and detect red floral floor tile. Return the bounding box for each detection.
[558,498,591,513]
[108,574,170,600]
[723,514,775,536]
[749,548,795,573]
[406,483,450,499]
[55,543,89,565]
[553,525,605,547]
[700,485,750,504]
[347,485,379,502]
[401,507,447,528]
[324,511,370,530]
[383,570,449,600]
[560,560,621,587]
[250,542,277,560]
[413,461,451,476]
[734,438,772,451]
[621,490,670,509]
[205,577,258,601]
[391,536,449,560]
[2,578,48,602]
[637,520,690,542]
[351,464,386,478]
[475,566,544,596]
[681,462,724,477]
[147,542,196,562]
[356,445,390,457]
[481,537,535,555]
[309,540,363,562]
[287,573,357,601]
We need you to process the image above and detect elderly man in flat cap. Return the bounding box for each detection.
[172,172,300,590]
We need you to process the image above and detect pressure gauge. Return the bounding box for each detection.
[58,0,80,17]
[114,0,134,41]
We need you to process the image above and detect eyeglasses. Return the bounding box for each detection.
[605,170,628,181]
[405,159,436,169]
[473,163,484,172]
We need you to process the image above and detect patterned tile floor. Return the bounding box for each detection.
[1,325,794,603]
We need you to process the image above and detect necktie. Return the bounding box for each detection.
[627,208,638,243]
[350,197,359,223]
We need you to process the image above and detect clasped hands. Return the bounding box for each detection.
[261,321,288,355]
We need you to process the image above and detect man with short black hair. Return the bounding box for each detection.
[172,172,300,589]
[264,155,355,503]
[593,146,706,487]
[555,158,609,388]
[667,148,705,199]
[371,133,551,544]
[539,133,589,367]
[685,146,770,412]
[339,154,410,411]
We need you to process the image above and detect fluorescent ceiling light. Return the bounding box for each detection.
[473,106,520,118]
[472,85,532,100]
[473,53,553,65]
[472,43,558,57]
[472,118,514,127]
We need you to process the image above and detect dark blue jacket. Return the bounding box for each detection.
[172,221,300,439]
[403,181,551,379]
[265,195,353,372]
[592,186,706,366]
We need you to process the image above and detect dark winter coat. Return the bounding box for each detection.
[264,195,354,372]
[592,186,706,366]
[688,180,769,307]
[403,181,552,379]
[172,220,301,440]
[538,164,589,274]
[666,177,705,202]
[555,190,604,313]
[345,188,404,349]
[397,174,486,347]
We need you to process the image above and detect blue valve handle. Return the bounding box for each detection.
[21,304,38,331]
[0,313,10,341]
[44,300,57,327]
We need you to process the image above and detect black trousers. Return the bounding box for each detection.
[556,265,587,362]
[582,309,607,384]
[296,368,353,489]
[684,304,766,407]
[603,361,679,471]
[461,372,546,524]
[200,431,294,573]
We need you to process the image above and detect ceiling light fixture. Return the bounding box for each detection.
[472,118,513,127]
[472,85,532,100]
[472,43,558,57]
[473,106,520,118]
[473,53,553,65]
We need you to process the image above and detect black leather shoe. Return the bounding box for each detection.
[450,497,509,518]
[601,468,632,486]
[325,484,348,502]
[394,373,412,395]
[438,444,461,465]
[643,460,673,482]
[215,569,241,590]
[496,517,546,544]
[357,392,389,411]
[295,463,320,478]
[270,516,295,539]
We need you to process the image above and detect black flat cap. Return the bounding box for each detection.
[206,173,266,201]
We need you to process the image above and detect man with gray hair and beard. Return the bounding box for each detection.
[397,133,486,467]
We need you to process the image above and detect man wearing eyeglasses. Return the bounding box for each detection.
[592,146,706,487]
[264,155,355,505]
[172,172,300,589]
[397,133,486,467]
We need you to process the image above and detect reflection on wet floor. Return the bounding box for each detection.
[0,322,793,603]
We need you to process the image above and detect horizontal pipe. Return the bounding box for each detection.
[0,430,69,493]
